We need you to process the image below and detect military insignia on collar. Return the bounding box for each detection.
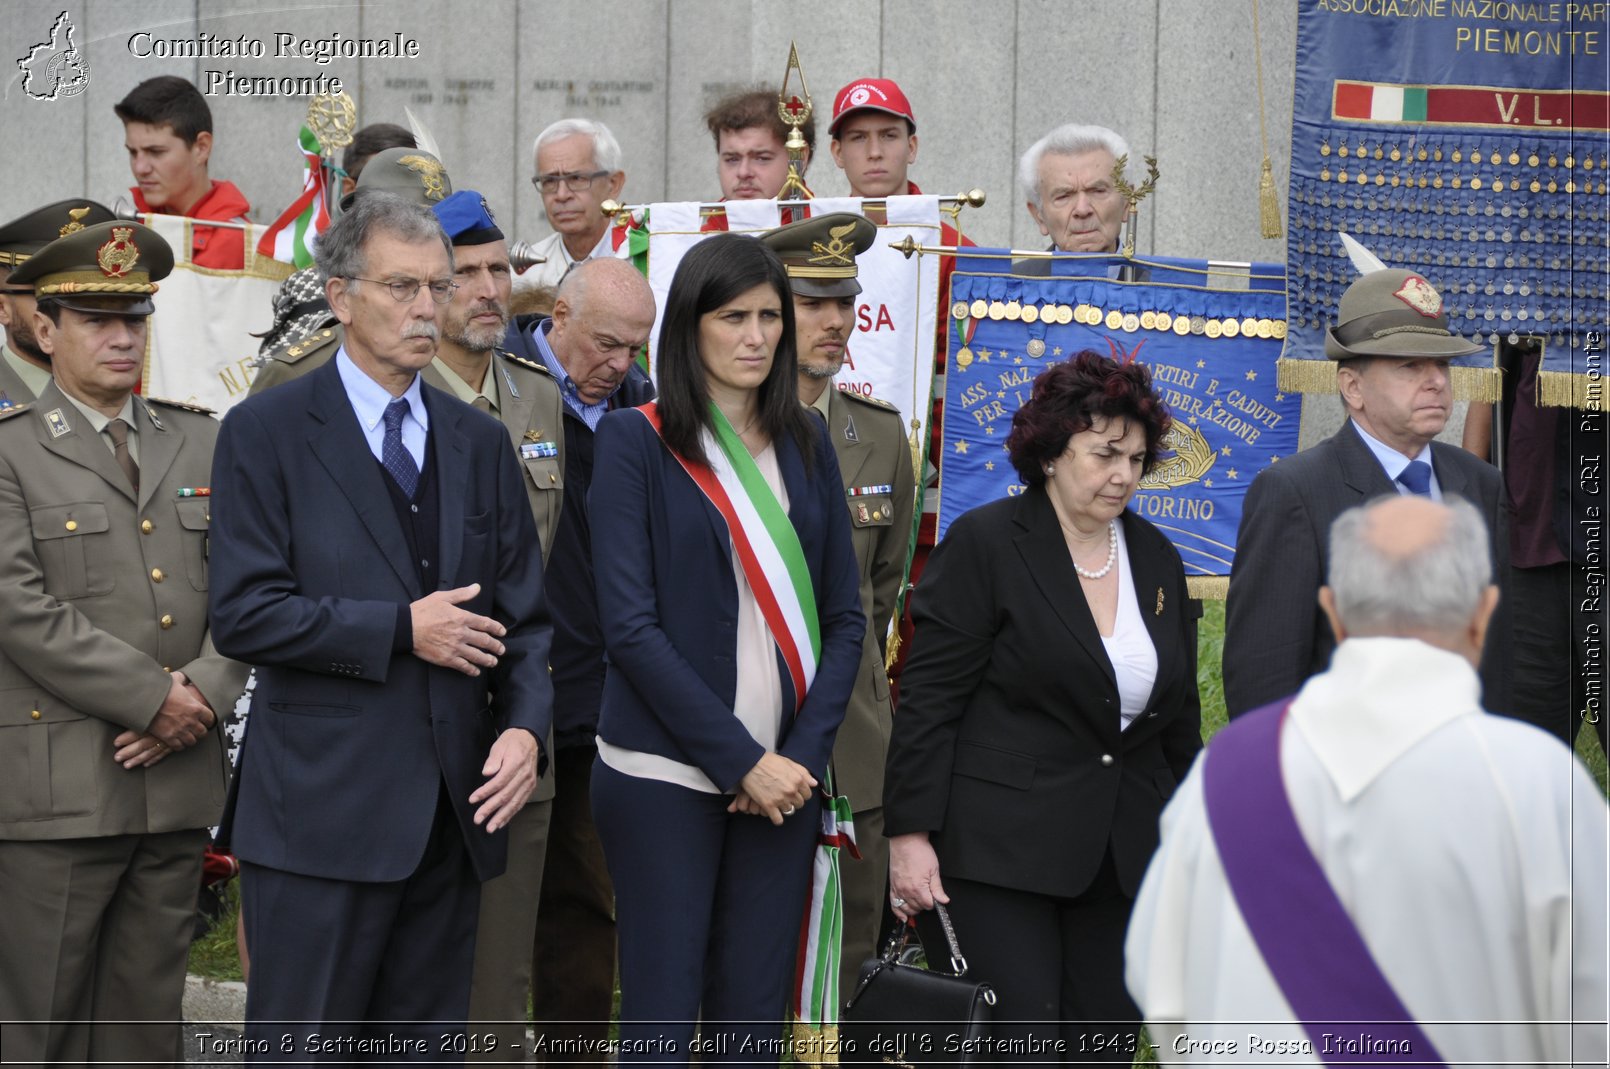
[399,155,448,201]
[60,206,93,237]
[45,408,70,438]
[1393,275,1442,318]
[809,222,860,268]
[502,364,521,399]
[841,410,858,443]
[97,226,139,278]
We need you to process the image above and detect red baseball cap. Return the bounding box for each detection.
[829,78,917,137]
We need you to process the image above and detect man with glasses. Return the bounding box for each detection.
[502,255,656,1065]
[513,119,628,302]
[209,191,554,1051]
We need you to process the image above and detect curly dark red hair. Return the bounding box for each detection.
[1005,350,1172,487]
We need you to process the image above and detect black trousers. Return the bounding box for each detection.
[591,758,818,1067]
[243,781,482,1064]
[1506,561,1608,753]
[919,850,1141,1065]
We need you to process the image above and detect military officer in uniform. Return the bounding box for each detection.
[0,221,249,1064]
[0,200,117,406]
[761,213,917,995]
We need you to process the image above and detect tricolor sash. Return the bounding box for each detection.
[1204,700,1448,1067]
[792,767,862,1061]
[637,401,820,711]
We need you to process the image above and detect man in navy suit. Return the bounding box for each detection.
[208,192,553,1058]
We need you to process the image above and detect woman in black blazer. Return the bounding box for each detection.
[884,351,1202,1061]
[589,234,863,1064]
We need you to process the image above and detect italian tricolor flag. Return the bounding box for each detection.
[255,125,330,268]
[1334,82,1428,123]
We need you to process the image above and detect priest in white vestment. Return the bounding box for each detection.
[1127,495,1608,1067]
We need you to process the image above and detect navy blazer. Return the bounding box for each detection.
[884,490,1202,899]
[208,357,554,883]
[589,408,864,793]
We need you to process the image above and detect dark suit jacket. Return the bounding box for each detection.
[589,408,864,793]
[884,490,1202,899]
[208,358,553,883]
[1222,420,1510,718]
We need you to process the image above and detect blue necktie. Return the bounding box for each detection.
[1397,459,1433,497]
[382,398,419,498]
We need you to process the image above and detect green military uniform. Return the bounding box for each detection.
[764,212,919,995]
[0,222,249,1065]
[0,199,118,406]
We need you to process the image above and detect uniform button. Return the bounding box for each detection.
[64,520,78,532]
[549,473,556,483]
[410,504,419,513]
[151,568,165,582]
[1100,754,1115,767]
[30,710,41,720]
[421,559,429,569]
[159,614,174,629]
[141,519,154,534]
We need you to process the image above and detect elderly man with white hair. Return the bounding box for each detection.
[515,118,627,300]
[1126,495,1607,1067]
[1019,123,1131,255]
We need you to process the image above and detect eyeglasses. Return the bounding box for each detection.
[346,276,458,304]
[531,170,610,195]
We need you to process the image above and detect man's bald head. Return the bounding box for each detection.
[1321,495,1498,664]
[548,258,656,404]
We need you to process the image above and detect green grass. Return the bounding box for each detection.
[187,881,244,983]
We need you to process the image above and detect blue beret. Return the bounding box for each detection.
[433,190,504,246]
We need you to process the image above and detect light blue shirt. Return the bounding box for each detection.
[531,318,611,431]
[336,347,429,470]
[1349,419,1441,501]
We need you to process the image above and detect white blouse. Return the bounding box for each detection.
[1100,522,1158,731]
[597,443,788,792]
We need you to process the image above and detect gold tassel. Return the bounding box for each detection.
[884,628,902,674]
[1538,370,1606,411]
[1187,576,1230,600]
[1450,366,1501,404]
[1259,157,1283,239]
[1276,357,1341,396]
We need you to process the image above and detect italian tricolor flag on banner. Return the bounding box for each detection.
[256,125,330,269]
[1333,82,1428,122]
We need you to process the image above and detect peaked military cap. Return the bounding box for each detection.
[11,220,173,317]
[760,212,877,299]
[336,147,453,215]
[0,200,117,270]
[1325,269,1485,360]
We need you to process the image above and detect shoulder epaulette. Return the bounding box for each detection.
[839,390,901,415]
[145,396,216,415]
[498,350,553,377]
[265,324,339,365]
[0,401,32,422]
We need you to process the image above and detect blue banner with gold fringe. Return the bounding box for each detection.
[1286,0,1608,408]
[940,252,1299,593]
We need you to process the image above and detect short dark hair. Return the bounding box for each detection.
[114,76,212,145]
[33,298,62,325]
[1006,351,1172,486]
[704,88,815,157]
[655,234,815,472]
[343,123,415,181]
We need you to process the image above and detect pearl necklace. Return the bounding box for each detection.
[1072,520,1118,580]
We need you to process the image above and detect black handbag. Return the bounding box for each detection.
[840,904,995,1065]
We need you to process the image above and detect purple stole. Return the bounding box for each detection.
[1204,700,1448,1068]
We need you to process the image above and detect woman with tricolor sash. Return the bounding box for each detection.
[588,234,864,1064]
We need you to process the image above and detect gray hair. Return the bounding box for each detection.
[1018,124,1131,207]
[532,118,623,175]
[1327,495,1492,636]
[315,191,452,285]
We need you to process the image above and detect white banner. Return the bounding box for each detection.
[643,196,942,460]
[141,214,292,415]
